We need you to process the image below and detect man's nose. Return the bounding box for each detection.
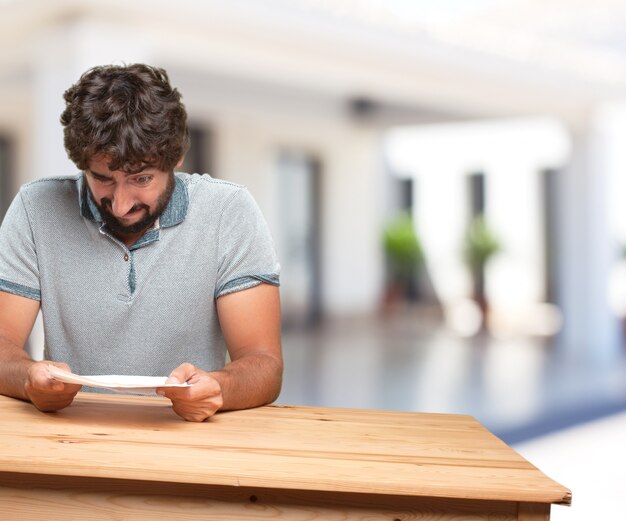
[110,185,135,217]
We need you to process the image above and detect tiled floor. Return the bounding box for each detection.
[276,305,626,444]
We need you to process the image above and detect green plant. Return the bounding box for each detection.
[383,213,423,284]
[463,215,501,271]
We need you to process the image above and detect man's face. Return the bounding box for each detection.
[85,156,175,241]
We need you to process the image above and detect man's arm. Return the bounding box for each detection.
[213,281,283,408]
[159,283,282,422]
[0,290,81,410]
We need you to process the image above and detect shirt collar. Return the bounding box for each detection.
[78,173,189,229]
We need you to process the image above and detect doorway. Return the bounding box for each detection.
[276,151,322,328]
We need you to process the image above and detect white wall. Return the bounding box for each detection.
[385,118,571,335]
[178,73,387,316]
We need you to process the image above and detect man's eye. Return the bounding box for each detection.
[134,176,153,185]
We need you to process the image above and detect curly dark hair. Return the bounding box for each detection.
[61,63,190,173]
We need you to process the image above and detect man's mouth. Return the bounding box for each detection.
[126,206,146,216]
[102,201,147,219]
[118,206,148,221]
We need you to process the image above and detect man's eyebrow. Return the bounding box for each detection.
[89,169,153,179]
[89,170,112,179]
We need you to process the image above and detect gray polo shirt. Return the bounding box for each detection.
[0,173,280,377]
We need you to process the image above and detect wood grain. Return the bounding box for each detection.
[0,393,571,518]
[0,473,520,520]
[518,502,551,520]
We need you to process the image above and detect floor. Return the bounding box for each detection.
[276,305,626,444]
[514,409,626,520]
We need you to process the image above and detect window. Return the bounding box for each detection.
[179,125,214,176]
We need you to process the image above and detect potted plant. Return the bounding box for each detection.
[382,213,424,308]
[463,215,501,316]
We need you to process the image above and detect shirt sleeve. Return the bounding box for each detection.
[215,187,280,298]
[0,189,41,300]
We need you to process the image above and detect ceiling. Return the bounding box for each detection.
[297,0,626,88]
[1,0,625,125]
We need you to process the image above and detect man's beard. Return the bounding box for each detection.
[91,175,175,238]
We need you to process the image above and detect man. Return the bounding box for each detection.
[0,64,282,422]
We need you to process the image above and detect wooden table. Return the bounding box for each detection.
[0,393,570,520]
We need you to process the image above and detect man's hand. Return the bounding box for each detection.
[157,362,224,422]
[24,361,82,412]
[157,284,282,422]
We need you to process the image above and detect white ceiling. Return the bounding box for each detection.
[303,0,626,88]
[1,0,625,124]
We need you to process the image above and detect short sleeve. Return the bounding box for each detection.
[215,188,280,298]
[0,190,41,300]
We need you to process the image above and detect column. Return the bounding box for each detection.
[555,113,622,364]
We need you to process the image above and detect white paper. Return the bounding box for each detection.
[47,365,191,395]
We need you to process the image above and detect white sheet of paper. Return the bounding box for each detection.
[47,365,191,395]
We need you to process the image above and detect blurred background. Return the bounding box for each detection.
[1,0,626,517]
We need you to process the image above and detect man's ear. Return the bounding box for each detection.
[175,156,185,169]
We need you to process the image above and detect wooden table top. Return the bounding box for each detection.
[0,393,571,505]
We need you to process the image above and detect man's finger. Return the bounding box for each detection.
[30,370,63,391]
[166,362,198,384]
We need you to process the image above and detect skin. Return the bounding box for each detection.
[0,156,283,421]
[0,292,81,411]
[84,155,177,247]
[158,283,282,422]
